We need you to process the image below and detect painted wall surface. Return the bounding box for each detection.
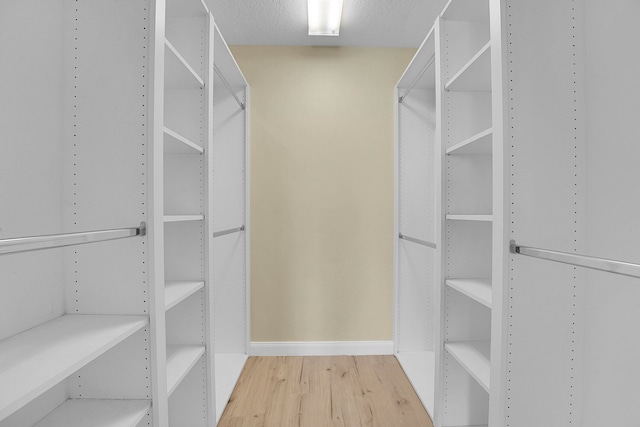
[231,46,415,342]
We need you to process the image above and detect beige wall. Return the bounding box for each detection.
[231,46,416,342]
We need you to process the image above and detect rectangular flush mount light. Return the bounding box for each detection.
[308,0,344,36]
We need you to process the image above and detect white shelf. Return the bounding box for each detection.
[163,127,204,154]
[215,353,248,423]
[166,345,205,396]
[445,341,491,393]
[395,351,435,418]
[445,42,491,92]
[164,39,204,89]
[165,281,204,311]
[441,0,489,22]
[163,215,204,223]
[446,214,493,222]
[446,278,492,308]
[166,0,209,17]
[446,128,492,155]
[0,315,148,420]
[34,399,150,427]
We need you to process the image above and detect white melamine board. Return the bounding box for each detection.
[445,341,491,392]
[165,281,205,311]
[0,382,67,427]
[397,242,434,352]
[169,356,208,426]
[165,17,206,80]
[166,345,205,396]
[164,40,204,89]
[33,399,150,427]
[163,215,204,222]
[446,128,492,155]
[441,0,489,22]
[398,89,435,240]
[213,26,247,87]
[445,42,491,92]
[166,0,209,17]
[395,352,435,417]
[441,351,489,426]
[164,221,205,281]
[164,89,204,146]
[397,26,436,91]
[446,221,492,279]
[164,127,204,154]
[70,328,151,399]
[446,278,492,308]
[445,92,492,149]
[444,287,491,342]
[215,353,248,423]
[580,1,640,425]
[506,0,588,425]
[214,235,247,353]
[441,20,489,83]
[446,215,492,221]
[163,154,203,216]
[0,315,148,420]
[0,1,65,340]
[166,289,206,346]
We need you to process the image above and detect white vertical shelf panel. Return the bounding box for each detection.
[33,399,150,427]
[214,353,248,423]
[395,352,436,418]
[0,315,148,421]
[166,345,205,396]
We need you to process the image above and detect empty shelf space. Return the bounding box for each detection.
[166,345,205,396]
[163,215,204,223]
[395,351,435,418]
[0,315,148,420]
[163,127,203,154]
[445,42,491,92]
[445,341,491,393]
[166,0,208,17]
[215,353,248,423]
[34,399,150,427]
[446,214,493,222]
[165,281,204,311]
[442,0,489,22]
[446,128,492,155]
[446,278,492,308]
[164,39,204,89]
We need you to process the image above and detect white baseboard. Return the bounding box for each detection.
[249,341,394,356]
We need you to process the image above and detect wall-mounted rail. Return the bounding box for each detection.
[510,240,640,279]
[0,222,146,256]
[213,225,245,239]
[398,54,435,104]
[399,233,437,249]
[214,65,245,110]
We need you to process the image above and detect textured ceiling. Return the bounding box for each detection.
[207,0,445,48]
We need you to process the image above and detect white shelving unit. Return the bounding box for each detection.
[0,0,249,426]
[394,24,438,419]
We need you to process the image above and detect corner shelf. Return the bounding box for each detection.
[163,127,204,154]
[0,315,148,420]
[445,42,491,92]
[33,399,150,427]
[445,341,491,393]
[446,214,493,222]
[165,281,205,311]
[446,278,492,308]
[163,215,204,223]
[446,128,492,155]
[164,39,205,89]
[166,345,206,396]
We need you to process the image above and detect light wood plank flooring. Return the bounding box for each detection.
[218,355,434,427]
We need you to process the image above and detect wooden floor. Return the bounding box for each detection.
[218,355,434,427]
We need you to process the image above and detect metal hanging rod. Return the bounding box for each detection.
[0,222,146,256]
[399,54,436,104]
[213,225,245,239]
[510,240,640,279]
[399,233,437,249]
[214,65,245,110]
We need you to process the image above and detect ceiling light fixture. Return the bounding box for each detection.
[308,0,344,36]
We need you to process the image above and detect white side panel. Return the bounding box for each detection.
[168,356,207,427]
[505,0,587,425]
[0,0,65,341]
[581,0,640,425]
[166,289,206,346]
[0,382,68,427]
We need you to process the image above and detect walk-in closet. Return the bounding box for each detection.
[1,0,638,426]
